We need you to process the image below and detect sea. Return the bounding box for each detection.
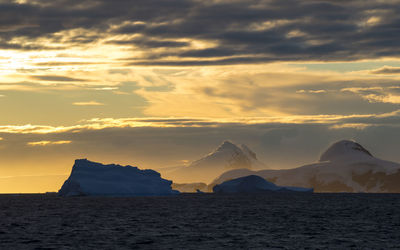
[0,193,399,249]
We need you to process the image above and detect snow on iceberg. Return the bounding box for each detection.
[58,159,179,197]
[213,175,313,194]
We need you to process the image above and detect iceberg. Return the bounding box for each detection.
[58,159,179,197]
[213,175,313,194]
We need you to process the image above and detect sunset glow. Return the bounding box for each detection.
[1,0,400,193]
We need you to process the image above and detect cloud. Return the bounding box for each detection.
[2,117,400,174]
[296,89,327,94]
[341,86,400,104]
[1,0,400,65]
[364,94,400,104]
[33,62,105,67]
[0,109,400,136]
[0,124,77,134]
[30,75,88,82]
[72,101,104,106]
[94,87,118,91]
[106,37,190,49]
[134,67,400,117]
[341,87,384,94]
[1,0,400,122]
[366,16,381,26]
[371,66,400,74]
[27,140,71,146]
[2,63,399,123]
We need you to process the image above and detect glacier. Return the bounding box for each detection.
[213,175,313,194]
[211,140,400,193]
[58,159,179,197]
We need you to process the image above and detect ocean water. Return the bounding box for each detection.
[0,193,400,249]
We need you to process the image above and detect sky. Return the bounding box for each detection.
[1,0,400,192]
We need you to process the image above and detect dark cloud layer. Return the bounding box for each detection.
[2,0,400,65]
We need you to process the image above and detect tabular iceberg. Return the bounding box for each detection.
[213,175,313,194]
[58,159,179,197]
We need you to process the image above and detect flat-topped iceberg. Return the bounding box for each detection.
[58,159,179,197]
[213,175,313,194]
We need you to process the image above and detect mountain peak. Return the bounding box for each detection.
[191,141,252,169]
[319,140,373,162]
[214,140,241,153]
[167,140,266,183]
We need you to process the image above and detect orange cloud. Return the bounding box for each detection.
[72,101,104,106]
[27,140,72,146]
[0,110,396,135]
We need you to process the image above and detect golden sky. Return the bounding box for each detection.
[1,0,400,192]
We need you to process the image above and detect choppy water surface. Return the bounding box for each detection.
[0,193,400,249]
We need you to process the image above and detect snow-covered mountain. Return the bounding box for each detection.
[319,140,373,162]
[210,140,400,193]
[189,141,264,170]
[58,159,179,197]
[213,175,313,194]
[164,141,265,183]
